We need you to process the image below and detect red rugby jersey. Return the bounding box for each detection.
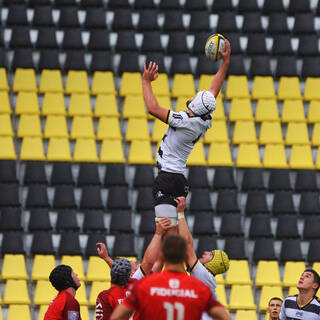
[123,269,222,320]
[44,290,81,320]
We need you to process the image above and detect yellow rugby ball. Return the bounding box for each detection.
[205,34,226,61]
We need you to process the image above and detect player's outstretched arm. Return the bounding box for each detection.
[208,306,232,320]
[176,197,198,268]
[208,39,231,98]
[140,217,172,275]
[142,61,170,123]
[96,242,113,268]
[110,304,134,320]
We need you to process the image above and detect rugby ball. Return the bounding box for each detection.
[205,34,226,62]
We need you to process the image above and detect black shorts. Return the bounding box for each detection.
[152,170,189,207]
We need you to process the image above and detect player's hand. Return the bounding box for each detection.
[175,196,186,213]
[220,39,231,63]
[143,62,159,82]
[96,242,109,260]
[156,217,172,235]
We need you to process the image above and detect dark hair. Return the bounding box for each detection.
[304,269,320,293]
[49,265,78,291]
[268,297,283,306]
[162,235,187,264]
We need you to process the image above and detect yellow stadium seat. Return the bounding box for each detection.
[215,285,228,307]
[86,256,111,282]
[263,144,288,169]
[0,68,9,91]
[281,100,306,122]
[8,305,31,320]
[312,262,320,275]
[235,310,257,320]
[73,139,98,162]
[233,121,257,144]
[68,94,92,116]
[237,143,262,168]
[152,119,167,142]
[289,145,315,169]
[100,139,125,163]
[186,142,207,166]
[229,99,254,121]
[283,262,306,287]
[308,100,320,123]
[175,96,189,112]
[91,71,116,95]
[61,256,85,281]
[285,123,310,145]
[0,91,11,114]
[151,73,170,96]
[213,96,226,120]
[39,69,63,93]
[215,273,224,285]
[13,68,37,92]
[312,123,320,146]
[259,121,283,144]
[77,281,88,305]
[198,75,224,99]
[89,281,111,306]
[255,261,281,286]
[17,115,42,137]
[81,306,89,320]
[123,95,147,118]
[4,280,31,304]
[317,147,320,170]
[44,115,68,138]
[94,94,119,118]
[226,75,250,99]
[259,286,283,311]
[225,260,252,285]
[0,306,2,320]
[208,142,233,166]
[204,120,230,143]
[0,137,17,159]
[128,140,154,164]
[171,74,196,97]
[34,281,57,305]
[288,286,299,296]
[0,114,13,136]
[65,71,90,94]
[41,93,66,115]
[251,76,276,99]
[32,255,56,281]
[97,117,122,140]
[304,77,320,100]
[38,305,49,320]
[278,77,302,100]
[125,118,150,141]
[70,116,95,139]
[1,254,28,280]
[229,285,256,310]
[120,72,142,96]
[255,99,280,122]
[47,138,72,161]
[20,137,45,161]
[15,92,40,114]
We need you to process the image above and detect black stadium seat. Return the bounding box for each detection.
[58,232,82,256]
[249,215,273,239]
[295,170,319,192]
[220,214,243,237]
[33,5,54,27]
[0,161,18,184]
[133,165,154,188]
[24,161,47,185]
[189,189,213,213]
[237,0,259,13]
[137,11,159,32]
[242,12,263,33]
[56,210,80,232]
[245,191,270,215]
[77,163,101,186]
[113,234,137,257]
[188,166,210,190]
[28,209,52,232]
[189,11,210,33]
[276,215,300,239]
[224,236,246,260]
[31,231,55,255]
[136,187,154,212]
[141,32,163,53]
[241,168,265,191]
[196,235,217,257]
[104,163,127,187]
[84,8,107,29]
[252,238,276,261]
[0,207,22,232]
[80,186,104,210]
[110,210,133,234]
[12,49,34,69]
[112,9,133,31]
[246,34,268,55]
[216,190,240,214]
[262,0,285,14]
[211,0,234,13]
[58,7,80,28]
[26,185,50,208]
[167,32,189,54]
[212,167,236,190]
[51,162,74,185]
[193,212,216,236]
[83,211,106,233]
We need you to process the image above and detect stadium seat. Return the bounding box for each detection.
[167,31,189,54]
[217,12,238,33]
[246,34,268,55]
[233,121,257,144]
[70,117,95,139]
[253,238,276,262]
[276,215,300,239]
[47,138,72,161]
[13,68,37,92]
[186,142,206,166]
[85,8,107,29]
[216,190,240,214]
[229,285,256,310]
[255,99,279,122]
[259,286,283,311]
[80,186,103,210]
[67,94,92,117]
[171,74,196,97]
[31,255,55,281]
[1,254,28,280]
[225,76,250,99]
[225,260,252,285]
[28,209,52,232]
[212,167,236,190]
[39,70,63,93]
[60,256,85,280]
[304,78,320,100]
[0,185,20,208]
[44,116,68,138]
[282,262,306,287]
[263,144,288,169]
[128,140,154,164]
[17,115,42,137]
[242,12,263,33]
[289,145,315,169]
[0,92,11,114]
[0,138,16,160]
[7,305,31,320]
[249,56,272,77]
[91,72,116,95]
[308,101,320,123]
[216,285,228,307]
[20,137,45,161]
[89,281,110,305]
[100,140,125,163]
[229,99,254,121]
[204,120,230,143]
[26,185,49,208]
[65,71,89,94]
[198,75,222,98]
[303,216,320,240]
[151,119,167,142]
[242,168,265,191]
[125,118,150,141]
[278,77,302,100]
[245,191,269,215]
[41,93,66,115]
[113,233,137,257]
[94,95,119,118]
[76,281,88,305]
[0,114,14,136]
[90,52,113,72]
[153,96,171,116]
[97,118,122,140]
[3,280,31,304]
[175,96,191,112]
[56,210,79,232]
[228,55,247,76]
[281,100,306,122]
[235,310,257,320]
[312,124,320,146]
[123,96,147,118]
[249,215,272,238]
[137,11,159,32]
[0,162,18,184]
[86,256,110,282]
[119,73,142,96]
[285,123,310,145]
[259,121,283,144]
[33,280,57,305]
[73,139,98,162]
[118,53,140,74]
[208,143,233,166]
[190,189,213,213]
[0,68,9,91]
[237,144,262,168]
[193,212,216,235]
[110,210,133,233]
[133,165,154,189]
[255,261,281,286]
[295,170,319,192]
[280,239,303,262]
[151,74,170,96]
[15,92,40,114]
[212,0,234,12]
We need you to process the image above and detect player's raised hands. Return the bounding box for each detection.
[156,217,172,235]
[143,61,159,82]
[175,196,186,213]
[96,242,109,260]
[220,39,231,62]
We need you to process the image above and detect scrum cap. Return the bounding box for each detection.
[187,91,216,116]
[49,265,78,291]
[204,250,229,275]
[111,258,131,286]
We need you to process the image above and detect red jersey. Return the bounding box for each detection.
[96,282,139,320]
[44,290,81,320]
[123,269,222,320]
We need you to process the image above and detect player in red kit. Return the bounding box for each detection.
[110,235,232,320]
[44,265,81,320]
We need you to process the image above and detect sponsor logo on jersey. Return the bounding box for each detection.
[169,279,180,289]
[150,287,198,298]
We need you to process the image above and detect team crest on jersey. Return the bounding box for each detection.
[169,279,180,289]
[68,311,79,320]
[295,311,303,318]
[156,191,164,199]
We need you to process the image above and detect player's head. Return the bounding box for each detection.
[111,258,132,287]
[267,297,282,320]
[186,91,216,117]
[49,265,80,291]
[162,234,187,264]
[297,269,320,294]
[199,250,229,276]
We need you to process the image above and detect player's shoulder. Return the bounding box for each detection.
[284,295,298,302]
